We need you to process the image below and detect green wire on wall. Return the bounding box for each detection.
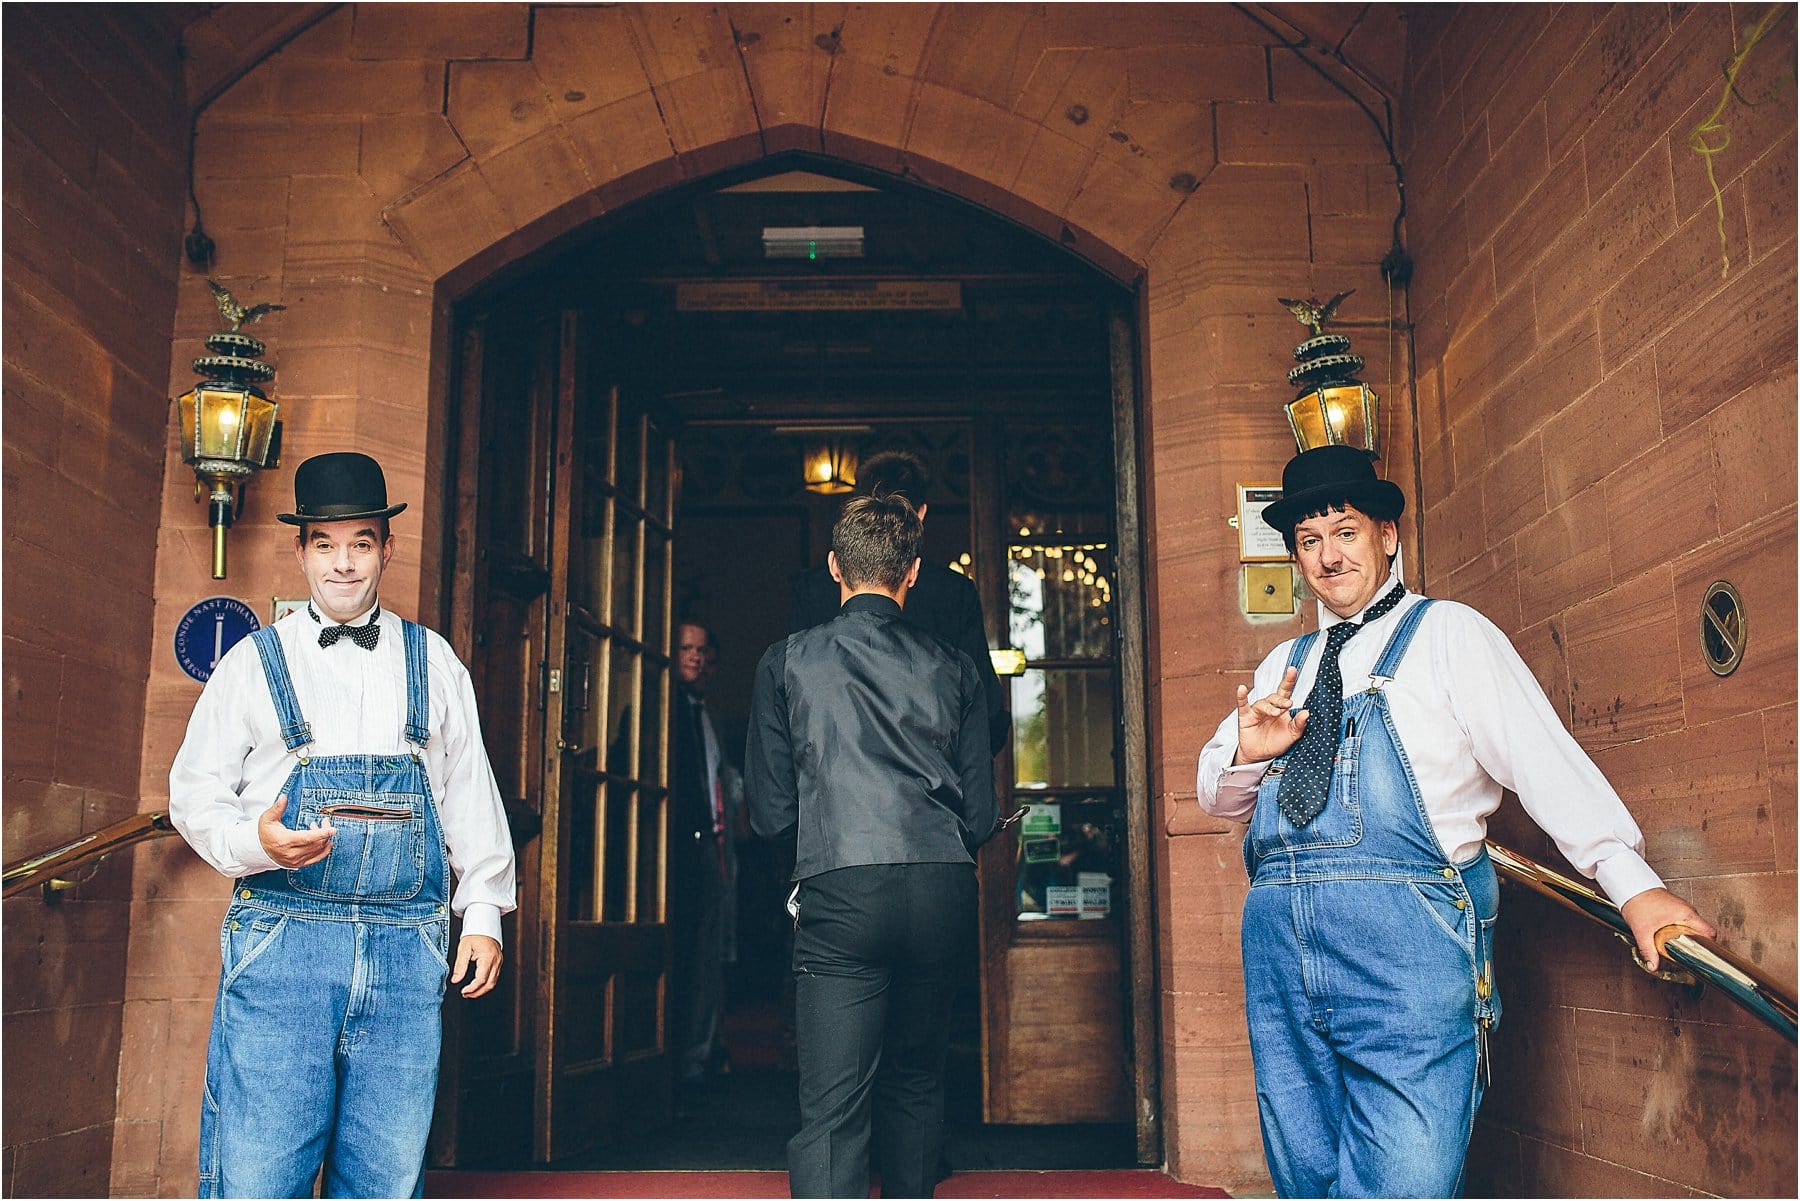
[1688,4,1795,279]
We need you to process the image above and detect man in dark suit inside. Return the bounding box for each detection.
[788,450,1010,756]
[748,493,999,1199]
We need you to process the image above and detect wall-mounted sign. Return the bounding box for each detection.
[272,597,308,624]
[1236,483,1290,562]
[174,596,260,683]
[675,279,962,312]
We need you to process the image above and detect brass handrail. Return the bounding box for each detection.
[2,812,180,899]
[1488,840,1797,1043]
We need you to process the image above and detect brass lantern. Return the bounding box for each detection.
[802,438,858,494]
[178,304,283,578]
[1278,291,1380,457]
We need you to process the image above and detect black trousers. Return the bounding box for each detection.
[788,862,975,1199]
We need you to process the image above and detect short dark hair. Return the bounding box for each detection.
[856,450,931,507]
[1280,497,1401,554]
[831,493,922,591]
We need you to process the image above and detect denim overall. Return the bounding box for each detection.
[199,620,451,1199]
[1241,600,1501,1198]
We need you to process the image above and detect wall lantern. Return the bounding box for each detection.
[178,281,285,578]
[1277,290,1380,457]
[802,438,859,494]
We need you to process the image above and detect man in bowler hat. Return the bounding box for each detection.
[1195,445,1713,1198]
[170,452,517,1197]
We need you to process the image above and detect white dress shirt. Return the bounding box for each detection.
[1196,567,1664,906]
[169,604,518,941]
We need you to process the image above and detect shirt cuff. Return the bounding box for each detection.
[1594,851,1665,908]
[459,903,503,945]
[1205,761,1269,820]
[228,819,281,876]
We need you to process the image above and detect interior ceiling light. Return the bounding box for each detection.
[763,225,864,259]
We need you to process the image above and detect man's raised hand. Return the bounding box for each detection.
[1233,666,1309,765]
[257,796,335,868]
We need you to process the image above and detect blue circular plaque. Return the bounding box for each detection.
[174,596,261,683]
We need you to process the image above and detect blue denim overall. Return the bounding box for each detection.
[1241,600,1501,1198]
[199,620,451,1199]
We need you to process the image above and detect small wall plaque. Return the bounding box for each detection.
[1700,581,1747,677]
[174,596,260,683]
[1236,483,1290,562]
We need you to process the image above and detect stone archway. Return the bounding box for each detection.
[129,6,1403,1193]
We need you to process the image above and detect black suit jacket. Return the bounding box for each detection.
[789,560,1010,756]
[747,593,999,881]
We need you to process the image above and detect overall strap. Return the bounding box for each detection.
[402,619,430,749]
[1369,598,1437,683]
[249,627,313,751]
[1283,630,1320,674]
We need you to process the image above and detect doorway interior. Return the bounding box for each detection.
[433,157,1155,1172]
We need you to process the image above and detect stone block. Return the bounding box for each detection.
[1481,431,1545,547]
[1064,156,1184,265]
[194,118,361,179]
[383,161,517,279]
[1654,249,1797,434]
[906,85,1035,195]
[1516,1134,1709,1199]
[1470,7,1594,139]
[1516,486,1610,630]
[359,115,469,204]
[658,68,763,158]
[270,57,444,118]
[1,1003,124,1142]
[109,1120,164,1198]
[1534,142,1677,340]
[3,637,61,783]
[446,59,555,160]
[1539,347,1657,508]
[1442,536,1521,637]
[1423,477,1485,577]
[1671,509,1797,729]
[479,128,595,231]
[1603,419,1718,584]
[1489,148,1586,285]
[565,92,680,187]
[1573,1007,1796,1196]
[7,1123,115,1200]
[1442,282,1533,409]
[1462,108,1550,258]
[1129,44,1264,103]
[1216,101,1389,166]
[915,4,1048,108]
[1513,617,1572,724]
[1742,131,1798,268]
[1600,179,1749,373]
[1709,367,1798,538]
[349,3,530,61]
[1563,566,1684,749]
[1404,79,1466,191]
[1543,4,1671,162]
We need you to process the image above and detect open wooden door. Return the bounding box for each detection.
[535,311,679,1161]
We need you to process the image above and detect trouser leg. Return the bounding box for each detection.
[1242,885,1343,1199]
[674,849,725,1081]
[205,911,344,1198]
[787,869,890,1199]
[870,865,973,1199]
[324,920,449,1198]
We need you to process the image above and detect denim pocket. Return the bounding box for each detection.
[288,788,426,901]
[220,912,288,990]
[415,921,451,974]
[1405,878,1477,964]
[1247,737,1365,864]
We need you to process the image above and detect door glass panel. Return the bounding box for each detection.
[616,410,644,511]
[635,790,664,923]
[1012,668,1117,789]
[1007,543,1115,660]
[567,777,599,922]
[645,424,671,527]
[571,475,609,617]
[600,781,632,922]
[643,528,669,660]
[1013,795,1120,921]
[611,508,641,637]
[606,648,640,781]
[637,667,666,789]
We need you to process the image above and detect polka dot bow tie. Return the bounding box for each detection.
[312,603,382,651]
[1275,583,1407,828]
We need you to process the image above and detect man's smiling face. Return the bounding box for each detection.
[296,518,393,623]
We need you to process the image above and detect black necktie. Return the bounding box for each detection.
[314,604,381,651]
[1275,584,1407,828]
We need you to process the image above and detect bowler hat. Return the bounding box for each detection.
[1261,445,1404,536]
[277,452,408,525]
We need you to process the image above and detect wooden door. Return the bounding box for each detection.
[536,312,679,1161]
[432,312,557,1166]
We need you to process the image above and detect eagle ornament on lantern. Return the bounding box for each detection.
[178,280,285,579]
[1277,289,1380,458]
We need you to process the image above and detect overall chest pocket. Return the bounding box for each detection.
[1245,734,1366,873]
[288,786,427,901]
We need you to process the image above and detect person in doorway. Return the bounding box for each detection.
[671,617,732,1107]
[1194,445,1714,1198]
[789,449,1010,756]
[748,493,999,1199]
[169,452,517,1198]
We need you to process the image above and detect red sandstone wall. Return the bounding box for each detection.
[1402,6,1797,1195]
[1,8,188,1196]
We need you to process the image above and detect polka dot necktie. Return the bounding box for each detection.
[1276,584,1407,828]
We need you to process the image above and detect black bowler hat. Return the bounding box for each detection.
[1261,445,1405,536]
[276,452,408,525]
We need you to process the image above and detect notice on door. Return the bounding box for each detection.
[675,280,963,312]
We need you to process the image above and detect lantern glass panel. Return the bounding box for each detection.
[1320,384,1377,455]
[803,443,857,494]
[196,389,250,460]
[243,395,279,466]
[1285,393,1330,452]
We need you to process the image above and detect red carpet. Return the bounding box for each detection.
[426,1169,1229,1198]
